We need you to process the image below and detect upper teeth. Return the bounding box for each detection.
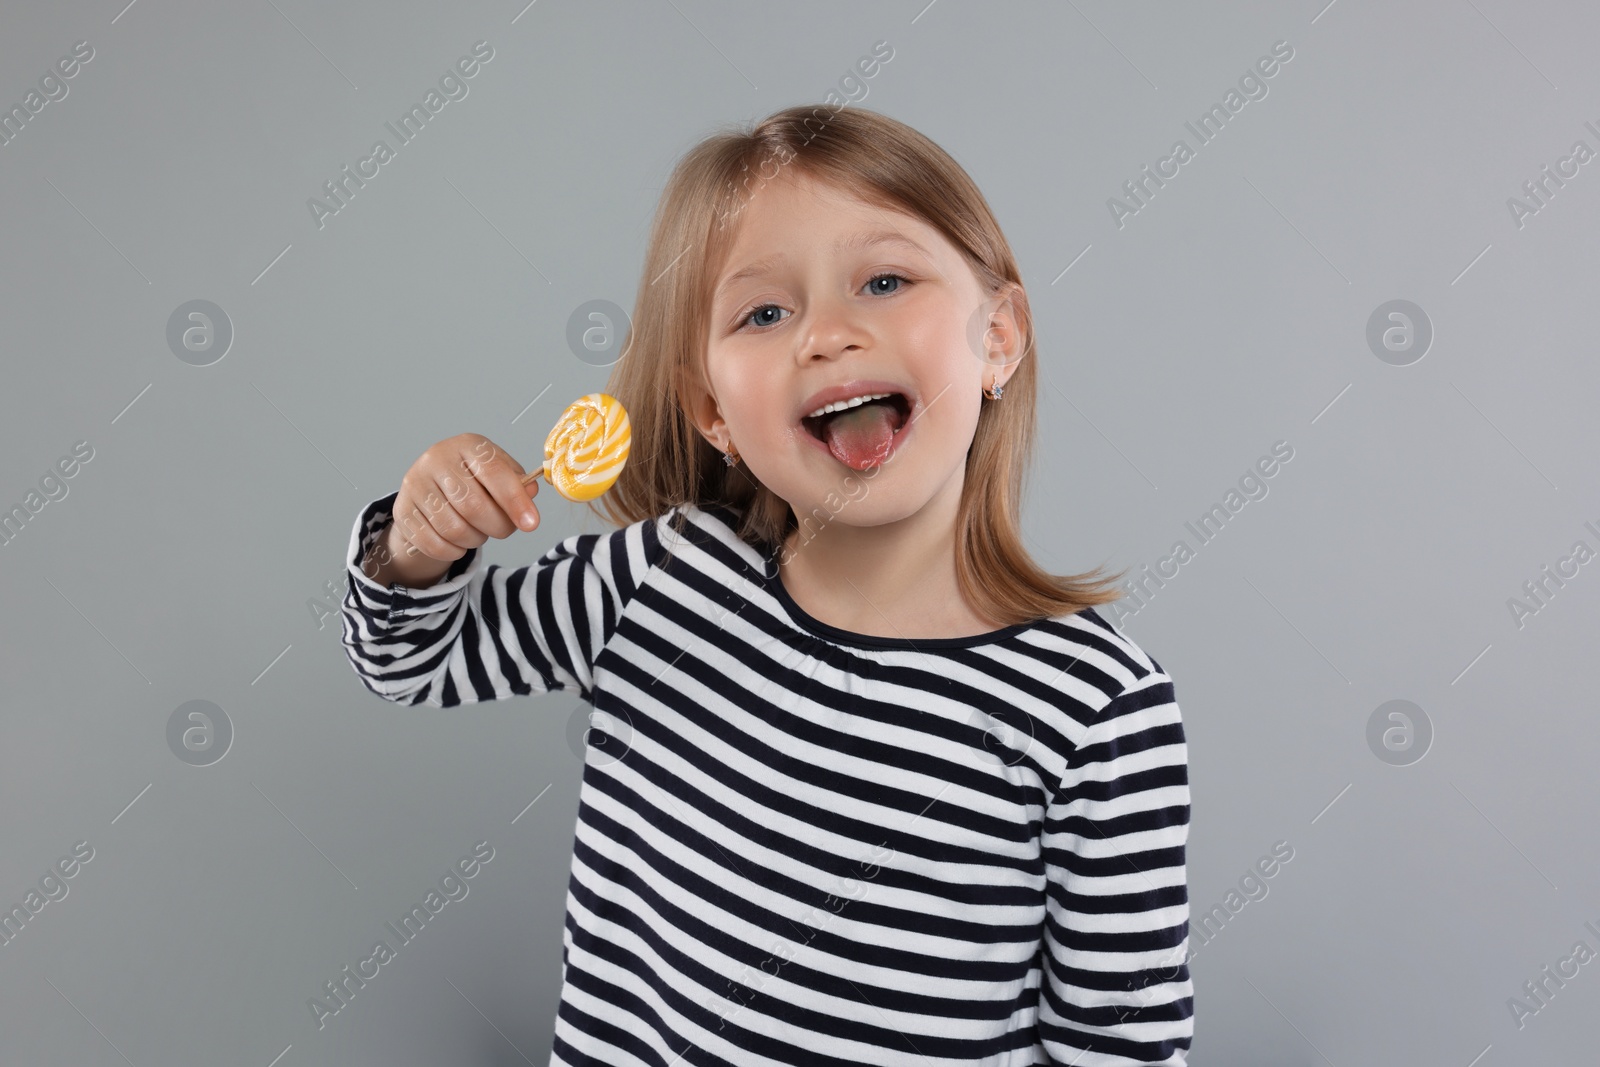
[805,392,894,419]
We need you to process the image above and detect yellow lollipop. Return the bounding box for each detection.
[520,393,631,502]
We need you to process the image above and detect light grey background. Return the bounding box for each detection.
[3,0,1596,1063]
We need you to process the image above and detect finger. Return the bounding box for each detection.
[433,459,523,542]
[386,506,461,564]
[424,479,500,548]
[398,486,486,557]
[392,471,469,560]
[461,435,525,481]
[461,438,541,534]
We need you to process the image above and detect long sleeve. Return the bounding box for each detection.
[339,491,661,708]
[1039,671,1194,1065]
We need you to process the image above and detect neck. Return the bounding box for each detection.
[777,469,994,639]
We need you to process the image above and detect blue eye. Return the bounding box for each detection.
[744,304,785,329]
[736,272,912,331]
[864,271,906,296]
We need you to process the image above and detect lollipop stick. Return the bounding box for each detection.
[521,463,545,487]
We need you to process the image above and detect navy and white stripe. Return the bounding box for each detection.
[342,493,1194,1065]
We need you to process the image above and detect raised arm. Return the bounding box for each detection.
[340,490,660,707]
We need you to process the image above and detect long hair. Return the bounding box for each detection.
[590,103,1127,625]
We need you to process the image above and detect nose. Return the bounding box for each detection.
[796,290,866,365]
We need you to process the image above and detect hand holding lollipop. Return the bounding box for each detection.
[365,393,631,589]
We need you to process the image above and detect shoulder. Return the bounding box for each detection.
[538,501,764,598]
[1021,611,1186,790]
[653,500,771,576]
[532,508,670,605]
[1013,604,1173,713]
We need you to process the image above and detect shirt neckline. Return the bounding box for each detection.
[750,534,1034,652]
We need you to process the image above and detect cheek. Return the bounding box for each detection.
[947,396,986,452]
[719,365,783,435]
[919,374,985,456]
[899,306,977,380]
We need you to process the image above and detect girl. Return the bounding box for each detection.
[342,104,1193,1066]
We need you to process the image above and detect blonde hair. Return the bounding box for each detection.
[591,103,1127,626]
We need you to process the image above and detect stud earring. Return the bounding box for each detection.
[984,373,1005,400]
[722,442,741,467]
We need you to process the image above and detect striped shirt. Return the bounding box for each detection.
[341,493,1194,1065]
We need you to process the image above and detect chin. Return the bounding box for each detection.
[787,480,929,529]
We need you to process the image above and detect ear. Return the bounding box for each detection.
[684,367,730,450]
[980,281,1028,389]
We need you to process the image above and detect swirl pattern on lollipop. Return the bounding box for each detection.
[536,393,631,501]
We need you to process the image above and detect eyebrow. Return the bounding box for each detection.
[714,230,931,299]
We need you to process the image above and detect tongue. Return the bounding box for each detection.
[821,400,897,470]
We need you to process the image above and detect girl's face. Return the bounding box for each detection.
[694,171,1022,531]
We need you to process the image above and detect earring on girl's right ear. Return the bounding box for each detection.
[722,441,741,467]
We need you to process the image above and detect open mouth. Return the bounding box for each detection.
[800,392,911,443]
